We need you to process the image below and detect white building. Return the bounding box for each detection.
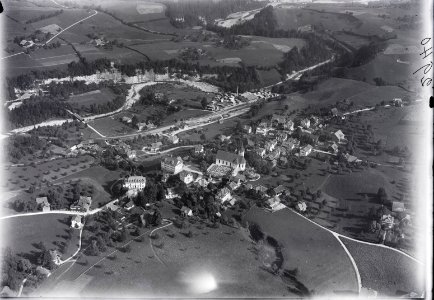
[179,171,194,184]
[71,215,84,229]
[123,176,147,190]
[215,147,246,175]
[300,144,313,156]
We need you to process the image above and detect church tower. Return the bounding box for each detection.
[238,143,245,157]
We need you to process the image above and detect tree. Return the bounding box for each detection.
[377,187,388,204]
[201,97,208,109]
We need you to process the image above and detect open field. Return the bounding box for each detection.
[67,88,116,108]
[245,207,359,295]
[274,7,363,33]
[129,37,305,67]
[1,213,81,261]
[340,236,423,297]
[38,220,291,297]
[344,53,418,89]
[87,115,136,137]
[64,12,166,44]
[3,155,94,193]
[5,45,78,74]
[302,77,413,107]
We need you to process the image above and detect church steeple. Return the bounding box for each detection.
[238,143,245,157]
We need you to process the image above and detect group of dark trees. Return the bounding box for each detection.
[8,134,47,162]
[25,10,63,24]
[1,248,32,292]
[8,97,70,128]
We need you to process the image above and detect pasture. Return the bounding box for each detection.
[38,220,291,297]
[1,213,81,261]
[340,236,423,297]
[67,88,116,108]
[87,115,136,137]
[245,207,359,295]
[3,155,94,193]
[274,7,362,33]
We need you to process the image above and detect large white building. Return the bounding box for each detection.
[123,176,147,190]
[161,156,184,174]
[215,147,246,175]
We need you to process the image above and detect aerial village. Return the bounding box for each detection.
[26,95,412,256]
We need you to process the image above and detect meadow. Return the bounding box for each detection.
[1,213,81,261]
[245,207,359,295]
[340,236,423,297]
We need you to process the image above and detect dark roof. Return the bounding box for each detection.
[216,150,246,165]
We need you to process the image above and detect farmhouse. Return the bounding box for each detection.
[35,197,51,212]
[300,144,313,156]
[194,144,204,154]
[333,130,346,143]
[70,196,91,212]
[243,125,252,134]
[179,171,194,184]
[181,206,193,217]
[168,135,180,144]
[392,98,404,107]
[329,143,339,154]
[301,118,311,129]
[150,142,163,153]
[161,156,184,174]
[71,215,83,229]
[165,188,180,200]
[121,116,132,124]
[392,202,406,212]
[216,187,232,203]
[296,201,307,212]
[256,122,270,135]
[123,176,147,190]
[49,250,62,265]
[274,185,289,196]
[215,148,246,175]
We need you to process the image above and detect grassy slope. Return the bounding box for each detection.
[245,207,359,295]
[340,236,423,296]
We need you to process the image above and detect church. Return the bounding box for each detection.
[215,146,246,175]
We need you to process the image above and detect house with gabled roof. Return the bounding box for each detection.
[179,170,194,184]
[181,206,193,217]
[71,215,83,229]
[36,197,51,212]
[301,118,311,129]
[300,144,313,157]
[333,130,346,143]
[161,156,184,174]
[216,187,232,203]
[70,196,91,212]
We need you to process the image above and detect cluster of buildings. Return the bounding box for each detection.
[206,90,279,111]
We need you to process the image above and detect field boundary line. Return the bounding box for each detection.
[333,233,362,293]
[149,221,173,266]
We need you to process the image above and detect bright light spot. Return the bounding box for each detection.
[181,271,218,294]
